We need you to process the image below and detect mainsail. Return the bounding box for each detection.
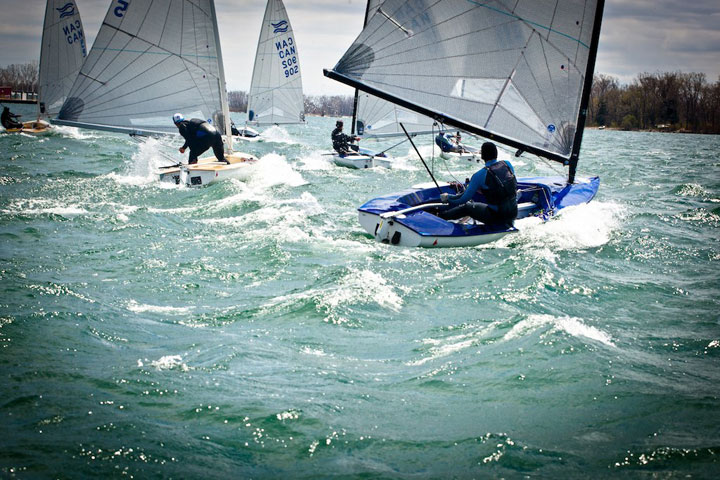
[38,0,87,118]
[56,0,232,144]
[246,0,305,125]
[325,0,605,181]
[352,0,437,138]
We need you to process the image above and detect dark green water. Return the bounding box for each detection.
[1,111,719,478]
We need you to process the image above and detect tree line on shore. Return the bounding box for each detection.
[588,72,720,133]
[3,61,719,133]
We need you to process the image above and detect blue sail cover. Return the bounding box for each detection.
[330,0,603,162]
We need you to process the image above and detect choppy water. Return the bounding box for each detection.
[1,108,719,478]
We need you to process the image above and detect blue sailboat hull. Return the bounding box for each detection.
[357,176,600,247]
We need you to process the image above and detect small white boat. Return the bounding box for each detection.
[3,120,52,134]
[332,147,392,169]
[158,151,258,187]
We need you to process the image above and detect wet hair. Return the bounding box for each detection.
[481,142,497,161]
[336,120,343,127]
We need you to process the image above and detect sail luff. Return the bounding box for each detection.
[208,0,232,152]
[568,0,605,183]
[324,68,568,165]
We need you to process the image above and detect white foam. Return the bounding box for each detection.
[2,199,88,218]
[498,201,625,251]
[149,355,189,371]
[127,300,193,315]
[258,125,297,144]
[52,125,103,140]
[319,268,403,312]
[504,314,615,347]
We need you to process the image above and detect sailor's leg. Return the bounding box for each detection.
[438,202,473,220]
[212,134,228,163]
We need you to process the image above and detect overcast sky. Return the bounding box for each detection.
[1,0,718,96]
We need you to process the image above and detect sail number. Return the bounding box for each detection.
[114,0,129,18]
[275,37,298,78]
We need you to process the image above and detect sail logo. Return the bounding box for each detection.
[57,3,75,18]
[547,124,556,134]
[272,20,288,33]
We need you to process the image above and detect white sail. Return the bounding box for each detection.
[327,0,604,166]
[38,0,87,118]
[247,0,305,125]
[56,0,229,139]
[352,0,437,138]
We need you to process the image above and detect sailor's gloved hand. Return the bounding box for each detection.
[440,193,449,203]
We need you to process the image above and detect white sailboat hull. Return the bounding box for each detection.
[158,152,258,187]
[358,211,513,247]
[332,154,392,169]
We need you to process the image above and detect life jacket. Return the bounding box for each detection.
[481,161,517,207]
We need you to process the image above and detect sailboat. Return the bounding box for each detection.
[243,0,304,138]
[54,0,256,187]
[325,0,604,247]
[3,0,86,134]
[331,0,436,170]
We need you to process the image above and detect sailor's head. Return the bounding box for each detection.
[172,113,185,124]
[481,142,498,161]
[2,107,8,113]
[336,120,344,129]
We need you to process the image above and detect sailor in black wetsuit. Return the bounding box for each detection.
[439,142,518,227]
[1,107,23,129]
[173,113,228,164]
[331,120,359,155]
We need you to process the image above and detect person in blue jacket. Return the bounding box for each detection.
[173,113,228,164]
[435,130,462,153]
[439,142,518,226]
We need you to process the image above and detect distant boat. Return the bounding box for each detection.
[4,0,87,134]
[325,0,605,247]
[54,0,257,187]
[245,0,305,132]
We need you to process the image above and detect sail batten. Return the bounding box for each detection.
[58,0,229,137]
[247,0,305,126]
[327,0,604,162]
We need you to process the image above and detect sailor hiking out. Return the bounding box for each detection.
[1,107,23,130]
[173,113,228,164]
[439,142,518,227]
[435,131,464,153]
[331,120,360,156]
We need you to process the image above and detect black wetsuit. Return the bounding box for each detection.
[176,118,227,164]
[1,108,22,129]
[331,127,358,155]
[440,159,518,227]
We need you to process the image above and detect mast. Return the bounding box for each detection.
[568,0,605,184]
[209,0,233,152]
[37,0,51,120]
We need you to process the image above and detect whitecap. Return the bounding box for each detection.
[127,300,193,315]
[149,355,189,371]
[504,314,615,347]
